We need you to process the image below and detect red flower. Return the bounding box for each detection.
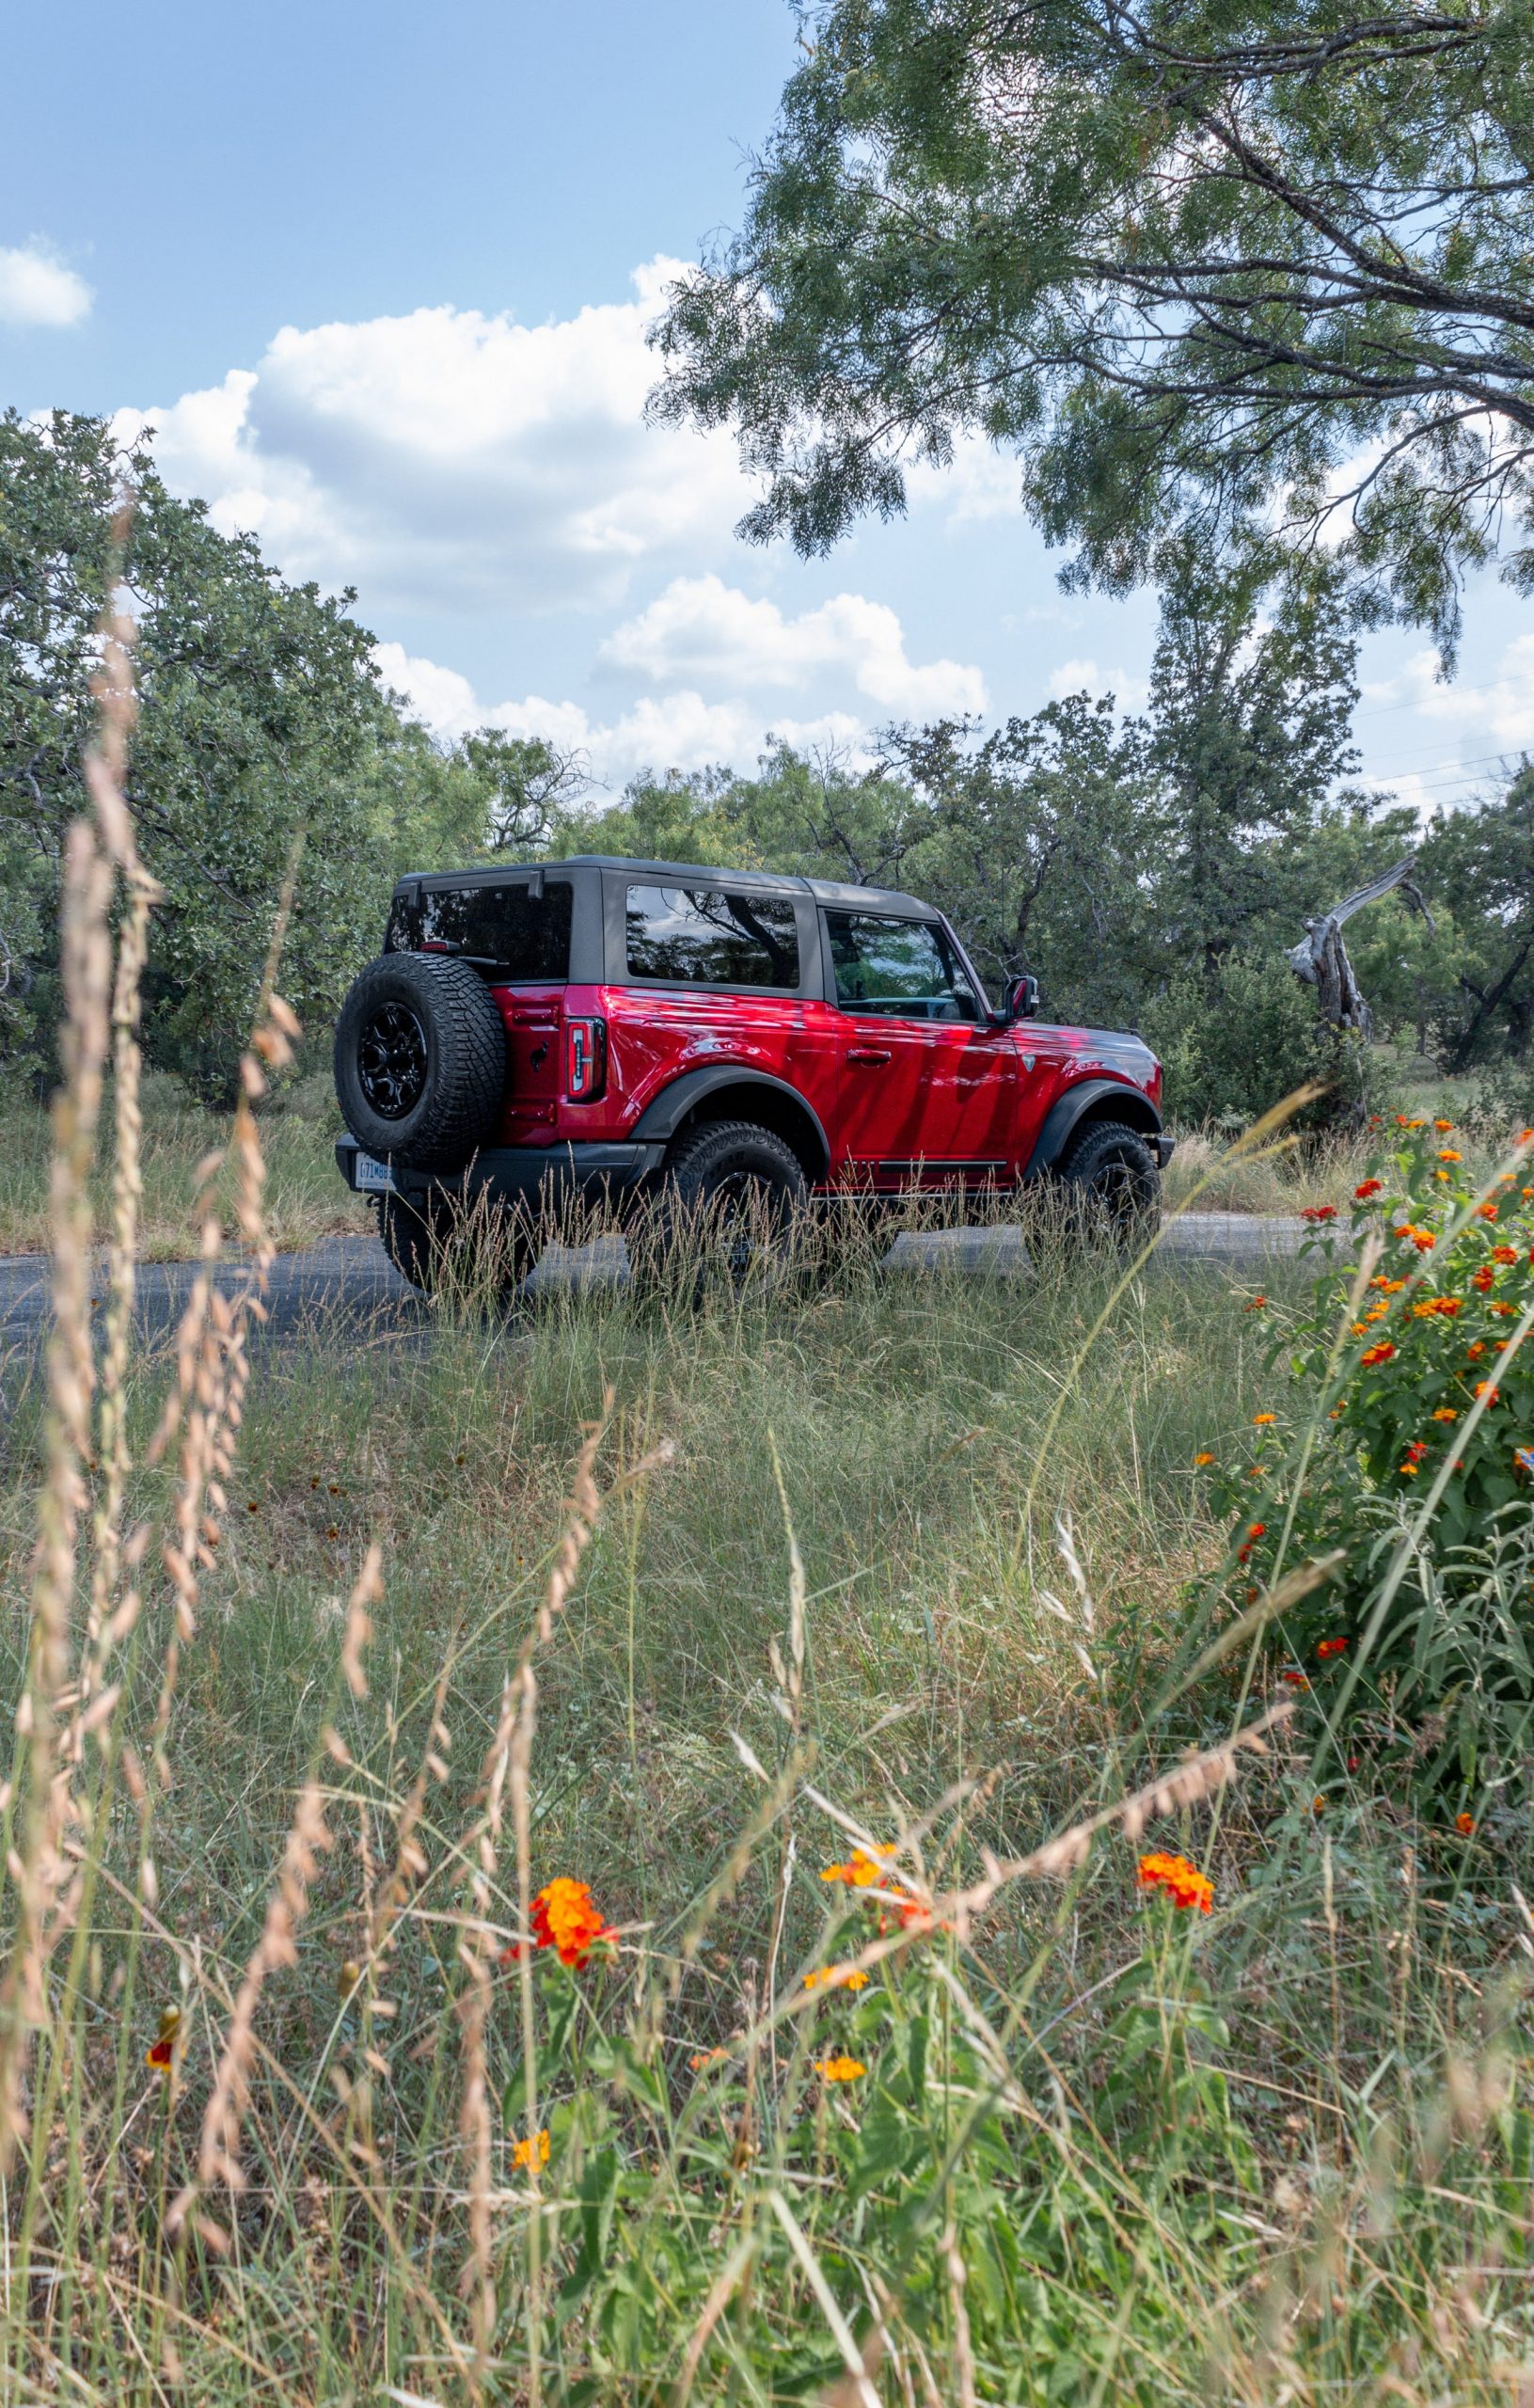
[1354,1180,1384,1200]
[501,1877,617,1971]
[1359,1342,1396,1367]
[1301,1204,1338,1223]
[1316,1638,1349,1660]
[1137,1852,1214,1913]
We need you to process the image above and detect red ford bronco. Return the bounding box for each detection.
[333,856,1170,1290]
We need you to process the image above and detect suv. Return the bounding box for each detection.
[332,856,1171,1290]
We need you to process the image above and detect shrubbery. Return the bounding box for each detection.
[1216,1116,1534,1792]
[1139,951,1369,1126]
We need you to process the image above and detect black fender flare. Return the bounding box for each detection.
[629,1067,831,1180]
[1022,1078,1162,1180]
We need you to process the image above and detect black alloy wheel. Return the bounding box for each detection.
[357,1002,429,1120]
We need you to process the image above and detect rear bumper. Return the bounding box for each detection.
[336,1136,666,1208]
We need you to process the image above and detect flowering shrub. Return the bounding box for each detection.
[1214,1120,1534,1773]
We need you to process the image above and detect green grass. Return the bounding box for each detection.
[0,1069,367,1257]
[7,1204,1534,2402]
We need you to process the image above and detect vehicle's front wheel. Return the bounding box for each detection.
[1054,1119,1161,1244]
[632,1118,810,1297]
[375,1191,533,1300]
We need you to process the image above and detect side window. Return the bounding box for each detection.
[625,885,800,989]
[824,913,981,1022]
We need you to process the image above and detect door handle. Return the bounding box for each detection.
[846,1046,892,1066]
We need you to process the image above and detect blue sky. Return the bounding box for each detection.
[4,0,1529,815]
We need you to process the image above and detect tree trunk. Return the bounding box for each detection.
[1287,856,1433,1036]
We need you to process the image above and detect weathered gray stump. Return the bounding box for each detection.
[1287,854,1433,1037]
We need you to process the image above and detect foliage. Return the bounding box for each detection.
[651,0,1534,653]
[0,412,604,1100]
[1139,949,1369,1127]
[890,694,1153,1021]
[1144,543,1368,976]
[1224,1117,1534,1786]
[1417,765,1534,1068]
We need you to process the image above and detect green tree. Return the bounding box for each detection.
[652,0,1534,653]
[1417,765,1534,1065]
[1145,545,1372,974]
[890,694,1154,1021]
[0,410,554,1099]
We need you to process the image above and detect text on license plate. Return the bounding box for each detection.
[355,1152,394,1194]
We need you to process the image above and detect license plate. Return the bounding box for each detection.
[354,1151,394,1194]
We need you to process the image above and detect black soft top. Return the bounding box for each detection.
[393,855,941,922]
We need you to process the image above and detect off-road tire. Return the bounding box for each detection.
[630,1118,810,1297]
[1054,1118,1161,1244]
[335,953,505,1169]
[375,1191,533,1301]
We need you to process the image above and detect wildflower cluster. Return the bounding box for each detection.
[500,1877,616,1971]
[1211,1117,1534,1665]
[1136,1853,1214,1914]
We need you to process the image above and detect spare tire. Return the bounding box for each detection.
[334,952,505,1168]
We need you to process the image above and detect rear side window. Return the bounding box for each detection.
[625,884,800,990]
[824,911,981,1022]
[386,879,572,979]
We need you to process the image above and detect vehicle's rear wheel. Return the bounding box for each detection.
[1054,1119,1161,1244]
[631,1118,810,1297]
[335,952,505,1169]
[375,1191,533,1300]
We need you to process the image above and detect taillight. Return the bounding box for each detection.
[565,1015,606,1101]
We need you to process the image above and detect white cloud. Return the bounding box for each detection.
[0,242,91,328]
[909,432,1028,526]
[375,639,867,786]
[119,261,751,616]
[1046,657,1148,710]
[599,575,986,718]
[1389,639,1534,751]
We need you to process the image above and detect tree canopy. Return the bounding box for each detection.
[651,0,1534,653]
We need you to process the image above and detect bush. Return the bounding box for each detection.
[1223,1113,1534,1790]
[1139,949,1374,1127]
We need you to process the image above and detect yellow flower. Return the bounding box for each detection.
[820,1846,896,1888]
[511,2128,550,2171]
[814,2054,866,2083]
[1194,1450,1214,1466]
[1437,1149,1462,1163]
[804,1965,870,1991]
[1252,1412,1276,1426]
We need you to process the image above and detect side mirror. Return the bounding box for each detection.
[1005,974,1039,1022]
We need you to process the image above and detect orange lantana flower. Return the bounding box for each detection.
[1360,1342,1396,1367]
[512,2128,550,2170]
[1317,1638,1349,1660]
[814,2054,866,2083]
[804,1965,870,1991]
[502,1877,617,1970]
[1136,1851,1214,1913]
[1455,1813,1476,1836]
[820,1845,897,1889]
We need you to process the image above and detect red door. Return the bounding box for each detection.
[822,910,1019,1188]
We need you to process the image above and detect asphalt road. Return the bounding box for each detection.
[0,1212,1301,1359]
